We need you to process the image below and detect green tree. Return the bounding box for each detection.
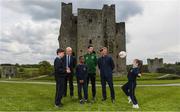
[19,67,25,72]
[38,61,53,75]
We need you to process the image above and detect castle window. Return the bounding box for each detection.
[89,18,92,23]
[75,20,77,24]
[116,29,118,33]
[116,45,118,48]
[116,55,118,58]
[89,39,92,44]
[105,19,107,23]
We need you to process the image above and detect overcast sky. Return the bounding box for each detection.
[0,0,179,65]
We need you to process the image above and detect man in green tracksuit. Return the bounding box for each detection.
[84,45,97,101]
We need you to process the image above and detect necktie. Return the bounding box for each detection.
[68,56,70,66]
[66,55,68,67]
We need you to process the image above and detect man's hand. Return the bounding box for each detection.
[66,67,71,73]
[79,80,84,84]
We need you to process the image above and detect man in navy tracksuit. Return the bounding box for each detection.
[54,48,66,107]
[121,59,142,109]
[76,56,88,104]
[98,47,115,103]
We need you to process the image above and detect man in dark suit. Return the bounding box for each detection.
[54,48,66,107]
[64,47,76,97]
[97,47,115,103]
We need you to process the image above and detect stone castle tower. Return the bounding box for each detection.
[58,2,126,74]
[147,58,164,72]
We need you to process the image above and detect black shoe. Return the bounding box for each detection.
[101,98,107,101]
[111,99,115,104]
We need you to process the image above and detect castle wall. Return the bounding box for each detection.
[58,3,77,54]
[77,9,104,57]
[116,22,126,73]
[102,5,120,73]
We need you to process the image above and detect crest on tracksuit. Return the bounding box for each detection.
[83,67,86,71]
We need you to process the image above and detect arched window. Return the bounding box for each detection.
[89,39,92,44]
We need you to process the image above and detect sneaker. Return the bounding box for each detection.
[79,99,84,104]
[55,105,60,108]
[128,96,132,103]
[55,103,63,108]
[132,104,139,109]
[84,99,88,102]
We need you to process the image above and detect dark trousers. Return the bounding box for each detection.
[77,78,88,100]
[55,77,65,105]
[100,75,115,99]
[87,73,96,98]
[121,81,138,105]
[64,73,74,96]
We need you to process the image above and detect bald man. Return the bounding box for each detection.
[63,47,76,97]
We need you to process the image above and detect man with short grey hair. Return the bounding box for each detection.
[63,47,76,97]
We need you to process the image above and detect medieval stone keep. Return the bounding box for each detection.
[58,2,126,73]
[147,58,164,72]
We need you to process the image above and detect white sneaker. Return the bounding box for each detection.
[128,96,132,103]
[133,104,139,109]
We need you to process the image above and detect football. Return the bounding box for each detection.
[119,51,127,58]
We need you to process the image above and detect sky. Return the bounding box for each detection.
[0,0,179,65]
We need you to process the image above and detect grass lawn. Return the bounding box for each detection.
[0,82,180,111]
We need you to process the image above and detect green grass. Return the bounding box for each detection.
[1,72,180,85]
[23,72,180,85]
[0,82,180,111]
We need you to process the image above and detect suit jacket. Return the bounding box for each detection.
[98,55,115,77]
[54,56,66,78]
[64,55,76,73]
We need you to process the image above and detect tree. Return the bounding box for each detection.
[38,61,53,75]
[19,67,25,72]
[15,63,20,67]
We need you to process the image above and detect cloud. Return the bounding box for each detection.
[0,0,179,65]
[1,0,60,21]
[0,19,60,64]
[126,1,180,64]
[2,0,143,21]
[61,0,143,22]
